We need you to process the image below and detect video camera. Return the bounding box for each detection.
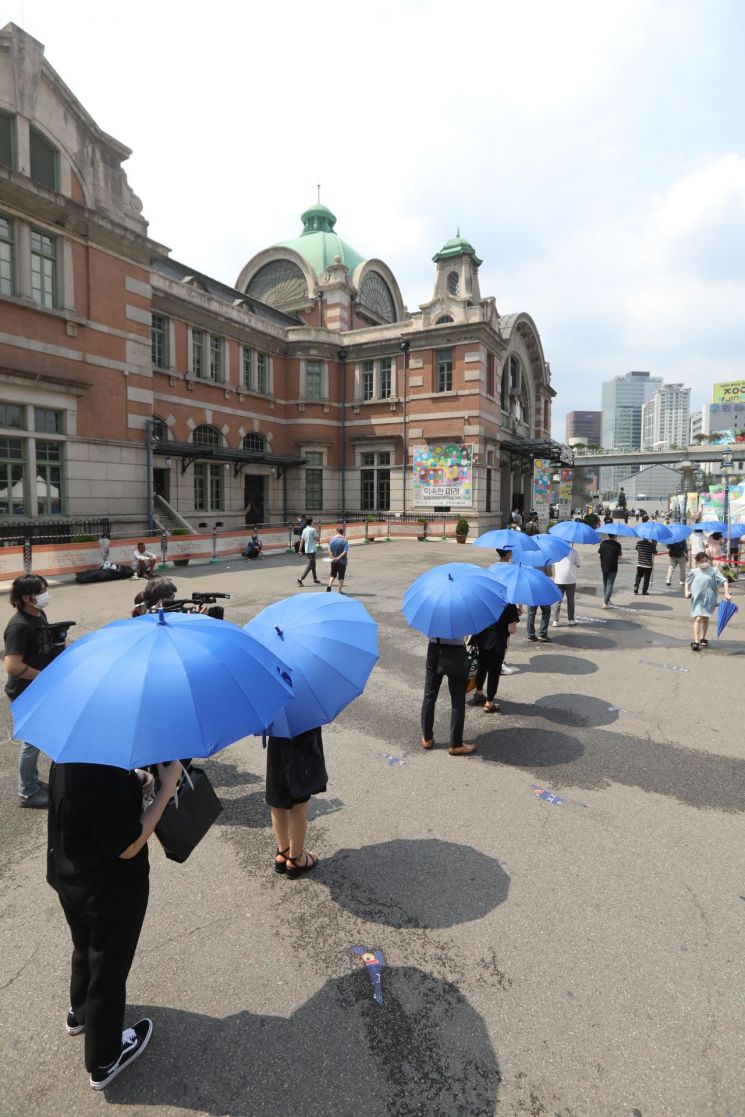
[163,593,230,620]
[40,620,76,658]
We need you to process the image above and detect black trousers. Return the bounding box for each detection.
[475,646,507,702]
[57,873,149,1071]
[634,566,652,593]
[421,643,467,747]
[300,554,318,582]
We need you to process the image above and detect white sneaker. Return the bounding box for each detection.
[551,620,559,627]
[568,620,578,626]
[501,664,517,675]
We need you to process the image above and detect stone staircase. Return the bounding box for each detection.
[155,495,196,534]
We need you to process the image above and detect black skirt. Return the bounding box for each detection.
[265,727,328,810]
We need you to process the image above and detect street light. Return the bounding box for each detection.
[721,449,734,557]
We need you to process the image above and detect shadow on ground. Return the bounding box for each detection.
[109,967,501,1116]
[548,634,617,651]
[206,757,343,829]
[499,693,621,729]
[523,653,598,675]
[322,838,510,929]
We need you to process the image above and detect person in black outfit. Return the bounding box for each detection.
[4,574,60,808]
[48,759,181,1090]
[598,535,622,606]
[420,638,475,755]
[266,726,327,878]
[634,537,657,594]
[470,604,520,712]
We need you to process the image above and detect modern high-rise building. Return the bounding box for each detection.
[640,384,691,450]
[565,410,601,444]
[600,370,662,491]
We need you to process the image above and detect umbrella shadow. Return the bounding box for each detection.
[321,839,510,929]
[108,967,501,1116]
[499,693,621,729]
[548,634,616,651]
[523,653,598,675]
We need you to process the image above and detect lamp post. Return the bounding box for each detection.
[721,448,734,560]
[400,340,410,515]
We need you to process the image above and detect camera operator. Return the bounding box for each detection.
[4,574,65,808]
[131,579,220,617]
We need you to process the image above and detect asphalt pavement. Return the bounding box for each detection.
[1,541,743,1116]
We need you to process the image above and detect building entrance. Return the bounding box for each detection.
[243,474,265,525]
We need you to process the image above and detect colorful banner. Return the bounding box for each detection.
[557,468,573,519]
[713,381,745,404]
[412,443,473,507]
[532,458,552,527]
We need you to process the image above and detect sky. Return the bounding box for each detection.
[9,0,745,440]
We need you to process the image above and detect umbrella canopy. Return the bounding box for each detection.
[11,611,294,769]
[471,529,540,553]
[548,521,601,544]
[509,533,572,568]
[487,562,562,606]
[717,598,738,638]
[664,524,694,543]
[402,562,508,639]
[635,521,674,543]
[693,521,727,533]
[244,593,379,737]
[728,523,745,539]
[599,521,639,538]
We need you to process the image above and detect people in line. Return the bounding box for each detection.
[297,518,321,587]
[420,636,475,755]
[634,535,656,595]
[327,526,349,593]
[598,534,622,608]
[665,538,688,588]
[132,543,157,579]
[685,551,731,651]
[551,546,580,626]
[266,726,326,878]
[470,603,519,712]
[526,560,553,642]
[47,757,182,1089]
[4,574,60,808]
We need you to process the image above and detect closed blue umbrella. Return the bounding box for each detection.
[664,524,694,543]
[244,593,379,737]
[635,521,674,543]
[512,533,572,567]
[487,562,562,606]
[402,562,508,639]
[549,521,601,544]
[599,521,639,538]
[693,521,727,533]
[472,529,540,553]
[11,611,294,769]
[717,598,738,637]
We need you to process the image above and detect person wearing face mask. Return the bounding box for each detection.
[685,551,731,651]
[4,575,61,807]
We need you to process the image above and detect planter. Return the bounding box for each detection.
[456,534,468,544]
[173,558,190,567]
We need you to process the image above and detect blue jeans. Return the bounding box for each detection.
[602,570,617,604]
[19,741,42,798]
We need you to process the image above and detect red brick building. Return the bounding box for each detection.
[0,22,560,537]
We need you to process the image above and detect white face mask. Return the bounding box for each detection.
[33,591,50,608]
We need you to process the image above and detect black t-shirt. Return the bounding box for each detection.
[3,609,56,699]
[47,762,148,887]
[477,604,520,652]
[598,539,622,573]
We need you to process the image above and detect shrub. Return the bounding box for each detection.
[455,517,470,536]
[171,527,190,536]
[71,534,95,543]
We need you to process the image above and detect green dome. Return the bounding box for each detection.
[278,203,366,276]
[433,229,482,267]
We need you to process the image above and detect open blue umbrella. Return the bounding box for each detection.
[244,593,379,737]
[549,521,601,544]
[11,611,294,769]
[717,598,738,638]
[729,523,745,539]
[664,524,694,543]
[472,529,540,553]
[693,521,727,532]
[402,562,508,638]
[487,562,562,606]
[511,533,571,567]
[599,521,639,538]
[635,521,674,543]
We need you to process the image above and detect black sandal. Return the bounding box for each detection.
[700,639,709,648]
[691,642,700,651]
[484,701,501,713]
[286,850,318,879]
[274,847,290,874]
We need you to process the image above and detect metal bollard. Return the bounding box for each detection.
[210,521,223,564]
[23,534,32,575]
[158,529,169,570]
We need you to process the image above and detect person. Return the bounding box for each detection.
[526,562,553,642]
[470,603,519,712]
[665,538,688,588]
[98,534,110,565]
[292,515,309,554]
[4,574,67,808]
[685,551,731,651]
[510,509,523,529]
[131,578,178,616]
[598,534,622,608]
[266,726,327,878]
[420,637,475,755]
[47,758,182,1089]
[493,549,518,671]
[297,518,321,586]
[327,526,349,592]
[706,532,724,563]
[132,543,156,580]
[634,535,656,594]
[243,530,263,560]
[523,512,539,536]
[603,508,613,525]
[551,546,580,626]
[689,529,706,560]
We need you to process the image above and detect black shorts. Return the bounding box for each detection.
[330,559,347,578]
[265,729,328,811]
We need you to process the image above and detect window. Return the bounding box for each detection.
[30,128,58,190]
[192,424,221,447]
[243,433,265,452]
[242,347,253,389]
[305,360,323,401]
[485,467,492,513]
[0,215,14,296]
[151,314,168,368]
[500,357,510,410]
[257,352,269,394]
[0,437,25,515]
[0,113,13,169]
[304,451,323,510]
[361,360,374,402]
[194,463,223,511]
[36,440,63,514]
[246,259,307,308]
[436,349,453,393]
[0,403,23,429]
[360,450,390,511]
[435,315,454,324]
[192,329,204,378]
[486,353,496,397]
[34,407,63,434]
[380,358,392,400]
[209,336,223,382]
[447,271,459,296]
[151,417,168,442]
[358,271,396,323]
[30,230,56,308]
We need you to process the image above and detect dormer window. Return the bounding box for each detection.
[447,271,460,296]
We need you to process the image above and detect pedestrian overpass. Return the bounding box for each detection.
[571,445,745,469]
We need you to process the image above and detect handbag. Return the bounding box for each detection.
[435,639,470,678]
[155,766,223,863]
[282,728,328,799]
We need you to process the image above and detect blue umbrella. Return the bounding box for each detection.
[402,562,508,638]
[693,521,727,532]
[599,521,639,538]
[717,598,738,638]
[635,521,674,543]
[729,523,745,539]
[487,562,562,606]
[549,521,601,544]
[11,611,294,768]
[512,533,572,567]
[472,529,540,553]
[664,524,694,543]
[244,593,379,737]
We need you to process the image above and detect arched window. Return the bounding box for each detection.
[500,357,511,411]
[243,432,265,452]
[151,417,169,442]
[247,260,308,307]
[435,314,454,324]
[192,424,222,447]
[358,271,396,323]
[447,271,460,296]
